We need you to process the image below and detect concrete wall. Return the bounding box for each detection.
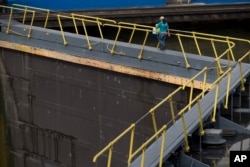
[0,47,189,167]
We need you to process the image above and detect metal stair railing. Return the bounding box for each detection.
[130,63,250,167]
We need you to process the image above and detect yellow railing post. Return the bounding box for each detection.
[93,124,135,165]
[71,15,79,35]
[81,19,92,50]
[57,15,68,45]
[192,32,202,56]
[129,25,136,44]
[110,26,121,54]
[22,6,28,24]
[128,124,135,166]
[107,145,113,167]
[212,80,219,123]
[150,110,158,134]
[169,97,176,124]
[224,68,232,109]
[138,31,149,60]
[159,127,167,167]
[177,34,191,68]
[197,99,205,136]
[179,112,190,152]
[6,7,14,34]
[202,67,208,97]
[44,10,50,28]
[188,80,194,110]
[140,146,146,167]
[27,11,35,38]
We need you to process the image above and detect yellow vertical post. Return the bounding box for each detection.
[96,18,104,39]
[140,146,146,167]
[202,67,208,97]
[192,32,202,56]
[71,16,79,34]
[197,100,205,136]
[57,15,67,45]
[110,26,121,54]
[159,126,166,167]
[169,97,176,124]
[138,31,149,60]
[224,68,231,109]
[107,146,113,167]
[6,8,14,34]
[129,25,136,44]
[180,113,190,152]
[81,20,92,50]
[188,80,194,110]
[44,10,50,28]
[27,11,35,38]
[150,110,158,134]
[212,83,220,122]
[22,6,28,24]
[128,124,135,165]
[177,35,191,68]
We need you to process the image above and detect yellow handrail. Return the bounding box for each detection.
[92,123,135,167]
[103,23,152,59]
[71,13,116,39]
[128,125,167,166]
[0,5,35,38]
[57,14,103,49]
[12,4,51,28]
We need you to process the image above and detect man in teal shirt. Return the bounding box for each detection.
[156,16,170,50]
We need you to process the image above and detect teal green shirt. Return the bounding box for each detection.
[156,21,169,33]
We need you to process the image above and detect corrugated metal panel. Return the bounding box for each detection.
[8,0,166,10]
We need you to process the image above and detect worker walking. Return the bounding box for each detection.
[155,16,170,50]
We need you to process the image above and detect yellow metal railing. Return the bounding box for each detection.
[2,4,244,66]
[103,22,153,59]
[0,5,35,38]
[175,31,235,70]
[57,14,104,49]
[92,62,235,166]
[70,13,116,39]
[1,4,250,167]
[11,4,51,28]
[91,61,220,166]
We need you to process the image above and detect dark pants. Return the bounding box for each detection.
[158,33,167,49]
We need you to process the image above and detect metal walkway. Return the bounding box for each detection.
[0,4,250,167]
[130,63,250,167]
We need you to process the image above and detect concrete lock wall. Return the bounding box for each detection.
[0,47,193,167]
